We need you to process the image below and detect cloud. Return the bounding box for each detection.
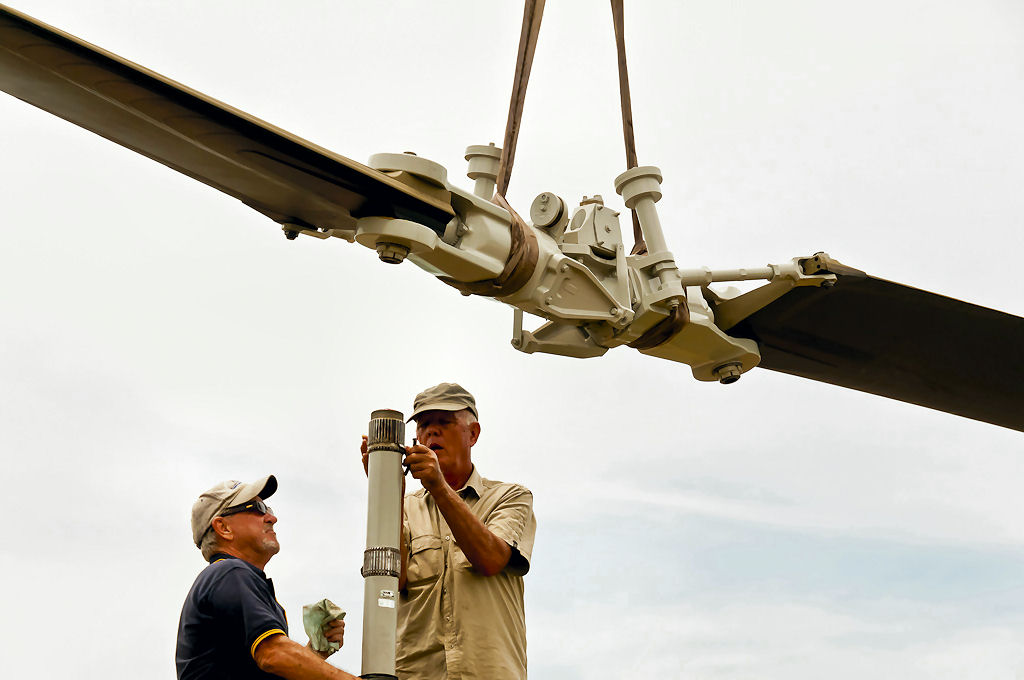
[528,599,1024,679]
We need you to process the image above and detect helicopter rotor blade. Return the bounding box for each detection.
[727,266,1024,431]
[0,4,454,234]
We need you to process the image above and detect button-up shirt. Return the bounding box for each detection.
[397,466,537,680]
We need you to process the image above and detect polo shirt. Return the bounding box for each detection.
[176,553,289,680]
[397,466,537,680]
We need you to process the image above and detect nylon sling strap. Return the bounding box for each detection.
[614,1,687,347]
[437,194,539,298]
[495,0,545,198]
[612,0,647,256]
[438,1,544,299]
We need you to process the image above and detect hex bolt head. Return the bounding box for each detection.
[714,363,743,384]
[376,242,410,264]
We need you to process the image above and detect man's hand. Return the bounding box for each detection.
[305,620,345,660]
[360,435,369,476]
[404,444,446,493]
[323,619,344,652]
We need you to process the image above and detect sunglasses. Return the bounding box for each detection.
[219,499,273,518]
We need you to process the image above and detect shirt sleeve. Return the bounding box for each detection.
[485,485,537,576]
[207,565,288,658]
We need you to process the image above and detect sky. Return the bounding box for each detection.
[1,1,1023,678]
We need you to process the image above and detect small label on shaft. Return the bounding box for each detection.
[378,589,396,608]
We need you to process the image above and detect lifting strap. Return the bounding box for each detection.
[495,0,546,198]
[611,0,647,256]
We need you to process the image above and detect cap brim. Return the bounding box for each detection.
[226,474,278,508]
[251,474,277,501]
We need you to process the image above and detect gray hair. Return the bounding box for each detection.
[199,526,222,561]
[456,408,478,426]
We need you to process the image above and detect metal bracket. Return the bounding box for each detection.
[704,255,838,331]
[511,309,607,358]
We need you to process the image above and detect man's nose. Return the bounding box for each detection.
[264,511,278,524]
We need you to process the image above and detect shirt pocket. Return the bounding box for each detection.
[451,541,472,571]
[406,534,443,586]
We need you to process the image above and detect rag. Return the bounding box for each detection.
[302,598,347,653]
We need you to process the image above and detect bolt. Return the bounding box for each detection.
[604,225,612,233]
[609,307,620,316]
[544,296,553,305]
[511,338,522,348]
[540,193,550,204]
[284,230,299,240]
[822,279,836,288]
[376,242,410,264]
[714,363,742,385]
[559,263,569,273]
[456,224,469,237]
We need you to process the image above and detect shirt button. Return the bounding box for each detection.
[446,616,451,622]
[444,535,450,541]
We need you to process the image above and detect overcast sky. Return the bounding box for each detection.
[2,1,1023,678]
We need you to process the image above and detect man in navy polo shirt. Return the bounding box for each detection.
[176,475,360,680]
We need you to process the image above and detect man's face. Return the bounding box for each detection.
[415,409,479,473]
[222,496,279,559]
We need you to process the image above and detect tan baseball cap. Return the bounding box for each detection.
[409,382,478,422]
[190,475,277,546]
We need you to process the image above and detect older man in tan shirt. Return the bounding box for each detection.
[361,383,537,679]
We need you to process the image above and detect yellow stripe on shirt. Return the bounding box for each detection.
[250,629,286,658]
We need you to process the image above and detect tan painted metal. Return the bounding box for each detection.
[0,3,839,386]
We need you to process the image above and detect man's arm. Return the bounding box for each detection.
[431,481,511,576]
[254,634,359,680]
[405,445,511,576]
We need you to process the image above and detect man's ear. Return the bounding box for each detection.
[211,516,232,541]
[468,421,481,446]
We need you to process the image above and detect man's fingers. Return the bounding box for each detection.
[324,620,345,640]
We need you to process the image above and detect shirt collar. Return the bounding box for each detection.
[209,552,268,578]
[457,466,483,499]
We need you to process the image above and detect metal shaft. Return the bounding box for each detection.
[361,409,405,679]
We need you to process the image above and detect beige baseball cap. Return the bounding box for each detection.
[409,382,478,422]
[190,475,277,546]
